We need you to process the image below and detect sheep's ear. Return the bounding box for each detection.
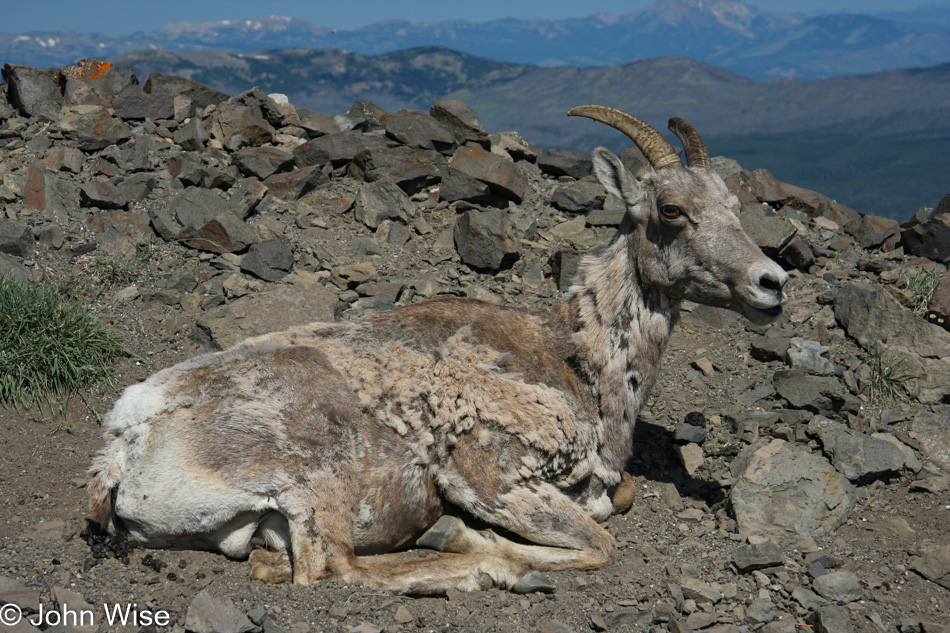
[592,148,647,223]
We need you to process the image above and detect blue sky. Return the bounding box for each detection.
[5,0,950,35]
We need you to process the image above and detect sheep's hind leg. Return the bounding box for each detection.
[418,482,617,585]
[276,489,540,594]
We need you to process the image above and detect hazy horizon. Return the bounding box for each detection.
[5,0,950,37]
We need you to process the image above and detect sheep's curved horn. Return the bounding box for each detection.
[568,105,680,170]
[668,117,710,168]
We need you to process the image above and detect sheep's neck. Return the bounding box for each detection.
[562,228,678,475]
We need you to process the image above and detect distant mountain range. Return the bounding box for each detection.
[4,0,950,80]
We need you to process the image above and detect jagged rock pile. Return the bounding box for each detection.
[1,58,949,633]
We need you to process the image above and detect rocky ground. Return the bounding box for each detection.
[1,59,949,633]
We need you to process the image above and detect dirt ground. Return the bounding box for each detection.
[1,269,948,633]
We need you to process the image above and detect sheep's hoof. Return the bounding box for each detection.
[611,471,637,515]
[416,516,466,552]
[250,548,293,584]
[511,571,556,594]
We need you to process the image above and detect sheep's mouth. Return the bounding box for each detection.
[743,303,784,324]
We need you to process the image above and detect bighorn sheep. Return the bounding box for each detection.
[88,106,788,594]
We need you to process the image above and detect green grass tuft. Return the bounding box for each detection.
[866,345,919,403]
[0,277,135,418]
[91,255,138,286]
[902,266,942,315]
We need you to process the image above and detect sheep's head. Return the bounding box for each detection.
[569,105,788,325]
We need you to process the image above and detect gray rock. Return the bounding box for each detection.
[2,64,62,121]
[240,240,294,282]
[144,73,229,110]
[0,253,30,282]
[550,181,606,213]
[154,187,257,253]
[450,146,526,202]
[174,115,209,151]
[901,212,950,263]
[680,577,721,603]
[233,147,293,180]
[454,208,521,270]
[812,571,863,602]
[212,103,275,150]
[750,335,791,362]
[551,249,583,291]
[730,440,856,544]
[0,575,41,612]
[787,338,835,376]
[184,589,254,633]
[87,209,152,258]
[835,282,950,403]
[792,586,826,610]
[778,236,816,271]
[745,597,776,624]
[0,220,34,257]
[807,415,905,484]
[40,147,83,173]
[806,606,854,633]
[231,86,286,127]
[354,177,415,229]
[385,110,456,152]
[845,214,900,250]
[538,148,592,180]
[52,587,96,633]
[732,540,785,573]
[298,113,343,138]
[194,282,338,352]
[80,180,128,210]
[675,412,707,445]
[354,147,445,195]
[264,166,328,202]
[112,93,176,121]
[430,99,490,147]
[294,130,387,168]
[58,58,139,100]
[772,371,860,417]
[740,204,797,255]
[58,105,132,151]
[115,173,156,203]
[909,544,950,590]
[912,407,950,472]
[438,167,492,203]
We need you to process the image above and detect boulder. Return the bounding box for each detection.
[152,187,257,253]
[184,590,254,633]
[385,110,456,152]
[0,220,34,257]
[263,165,328,201]
[294,130,387,168]
[353,147,445,194]
[353,177,416,229]
[174,116,209,151]
[144,73,230,110]
[430,99,490,148]
[901,212,950,263]
[450,146,527,202]
[58,105,132,151]
[194,283,338,352]
[112,93,176,121]
[772,371,861,417]
[2,64,62,121]
[455,208,521,270]
[550,181,606,213]
[537,148,592,179]
[807,416,905,484]
[240,240,294,282]
[58,59,139,100]
[730,440,856,544]
[739,204,797,256]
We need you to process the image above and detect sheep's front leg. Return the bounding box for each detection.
[421,481,617,582]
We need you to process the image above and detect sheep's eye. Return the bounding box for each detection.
[660,205,683,219]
